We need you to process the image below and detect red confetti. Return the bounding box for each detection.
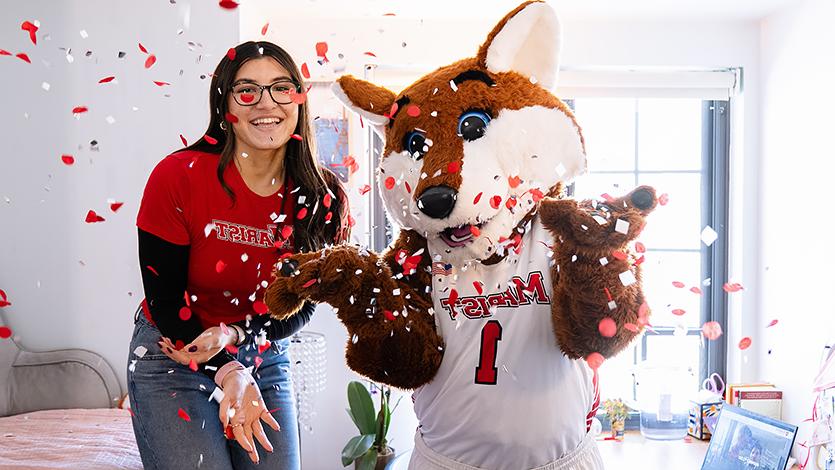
[179,134,188,146]
[635,242,646,253]
[611,251,627,261]
[98,76,116,83]
[324,212,333,222]
[489,195,502,209]
[253,300,268,315]
[261,22,269,36]
[178,306,192,321]
[203,135,218,145]
[529,188,544,202]
[690,286,702,295]
[218,0,239,9]
[738,337,752,350]
[138,43,148,54]
[145,265,159,276]
[448,289,458,306]
[598,317,617,337]
[300,63,310,79]
[258,341,271,354]
[0,289,11,308]
[72,106,89,114]
[672,281,685,288]
[323,193,332,208]
[387,102,398,119]
[254,356,264,369]
[470,226,480,237]
[215,260,227,273]
[153,81,170,87]
[302,278,317,289]
[188,359,198,371]
[473,192,483,204]
[342,155,359,174]
[508,175,521,188]
[404,181,412,194]
[672,308,686,316]
[177,408,191,422]
[766,319,779,328]
[239,93,255,104]
[0,326,12,339]
[473,281,483,295]
[315,42,329,62]
[624,323,640,333]
[224,112,238,124]
[358,184,371,196]
[219,323,230,335]
[289,89,307,105]
[406,105,420,117]
[384,176,396,190]
[226,48,236,61]
[702,321,723,340]
[601,193,615,203]
[16,53,31,63]
[61,155,75,165]
[0,50,11,56]
[723,282,744,293]
[658,193,669,206]
[281,225,293,239]
[224,344,239,354]
[175,340,184,350]
[296,207,308,220]
[586,352,604,370]
[505,197,517,209]
[110,202,124,212]
[21,21,38,45]
[290,134,303,141]
[384,310,396,321]
[85,210,105,223]
[144,54,156,69]
[447,161,461,173]
[363,51,377,57]
[638,302,650,325]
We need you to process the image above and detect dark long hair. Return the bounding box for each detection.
[180,41,347,253]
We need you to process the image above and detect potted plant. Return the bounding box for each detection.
[602,398,630,440]
[341,381,400,470]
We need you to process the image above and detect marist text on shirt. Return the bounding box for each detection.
[440,271,551,321]
[212,219,288,249]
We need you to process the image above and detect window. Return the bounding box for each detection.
[568,97,730,410]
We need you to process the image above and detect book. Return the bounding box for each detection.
[735,387,783,420]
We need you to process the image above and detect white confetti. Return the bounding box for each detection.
[204,223,216,238]
[79,30,88,39]
[430,111,438,117]
[105,115,115,125]
[352,334,358,344]
[133,346,148,358]
[241,253,249,262]
[297,195,306,204]
[449,80,458,92]
[599,257,608,266]
[607,300,617,310]
[128,360,137,372]
[41,82,50,91]
[619,270,637,286]
[555,163,566,177]
[614,218,630,234]
[701,226,718,246]
[276,214,287,223]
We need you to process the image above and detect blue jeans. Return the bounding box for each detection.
[127,312,300,470]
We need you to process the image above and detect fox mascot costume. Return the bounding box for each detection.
[265,2,657,469]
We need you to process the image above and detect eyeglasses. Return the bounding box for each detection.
[230,79,301,106]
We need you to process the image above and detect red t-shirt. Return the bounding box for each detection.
[137,150,296,328]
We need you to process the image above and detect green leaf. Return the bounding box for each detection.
[341,434,374,467]
[347,382,376,435]
[357,448,378,470]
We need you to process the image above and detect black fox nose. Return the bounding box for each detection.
[417,185,457,219]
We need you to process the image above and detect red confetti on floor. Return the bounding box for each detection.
[177,408,191,422]
[85,210,105,223]
[598,317,617,337]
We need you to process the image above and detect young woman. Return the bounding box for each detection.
[127,41,350,470]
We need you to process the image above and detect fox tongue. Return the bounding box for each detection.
[450,225,472,238]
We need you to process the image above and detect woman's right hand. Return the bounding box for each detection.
[219,369,281,463]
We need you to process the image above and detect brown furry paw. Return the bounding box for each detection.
[263,275,305,321]
[540,185,657,253]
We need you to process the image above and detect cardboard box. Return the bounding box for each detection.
[688,400,723,440]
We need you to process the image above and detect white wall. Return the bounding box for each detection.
[759,0,835,452]
[0,0,238,393]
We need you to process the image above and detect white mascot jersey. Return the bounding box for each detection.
[413,219,599,469]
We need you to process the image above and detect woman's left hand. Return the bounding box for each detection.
[159,325,238,366]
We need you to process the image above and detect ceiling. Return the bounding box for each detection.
[284,0,798,21]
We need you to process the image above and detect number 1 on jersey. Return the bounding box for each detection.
[475,320,503,385]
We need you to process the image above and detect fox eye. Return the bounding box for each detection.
[403,130,428,160]
[458,110,491,141]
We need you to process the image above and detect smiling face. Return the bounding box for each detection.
[227,57,300,155]
[372,58,586,264]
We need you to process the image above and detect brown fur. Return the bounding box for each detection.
[336,75,396,117]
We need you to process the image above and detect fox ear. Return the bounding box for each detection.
[477,1,561,89]
[331,75,396,127]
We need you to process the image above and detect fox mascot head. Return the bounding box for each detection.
[333,1,586,265]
